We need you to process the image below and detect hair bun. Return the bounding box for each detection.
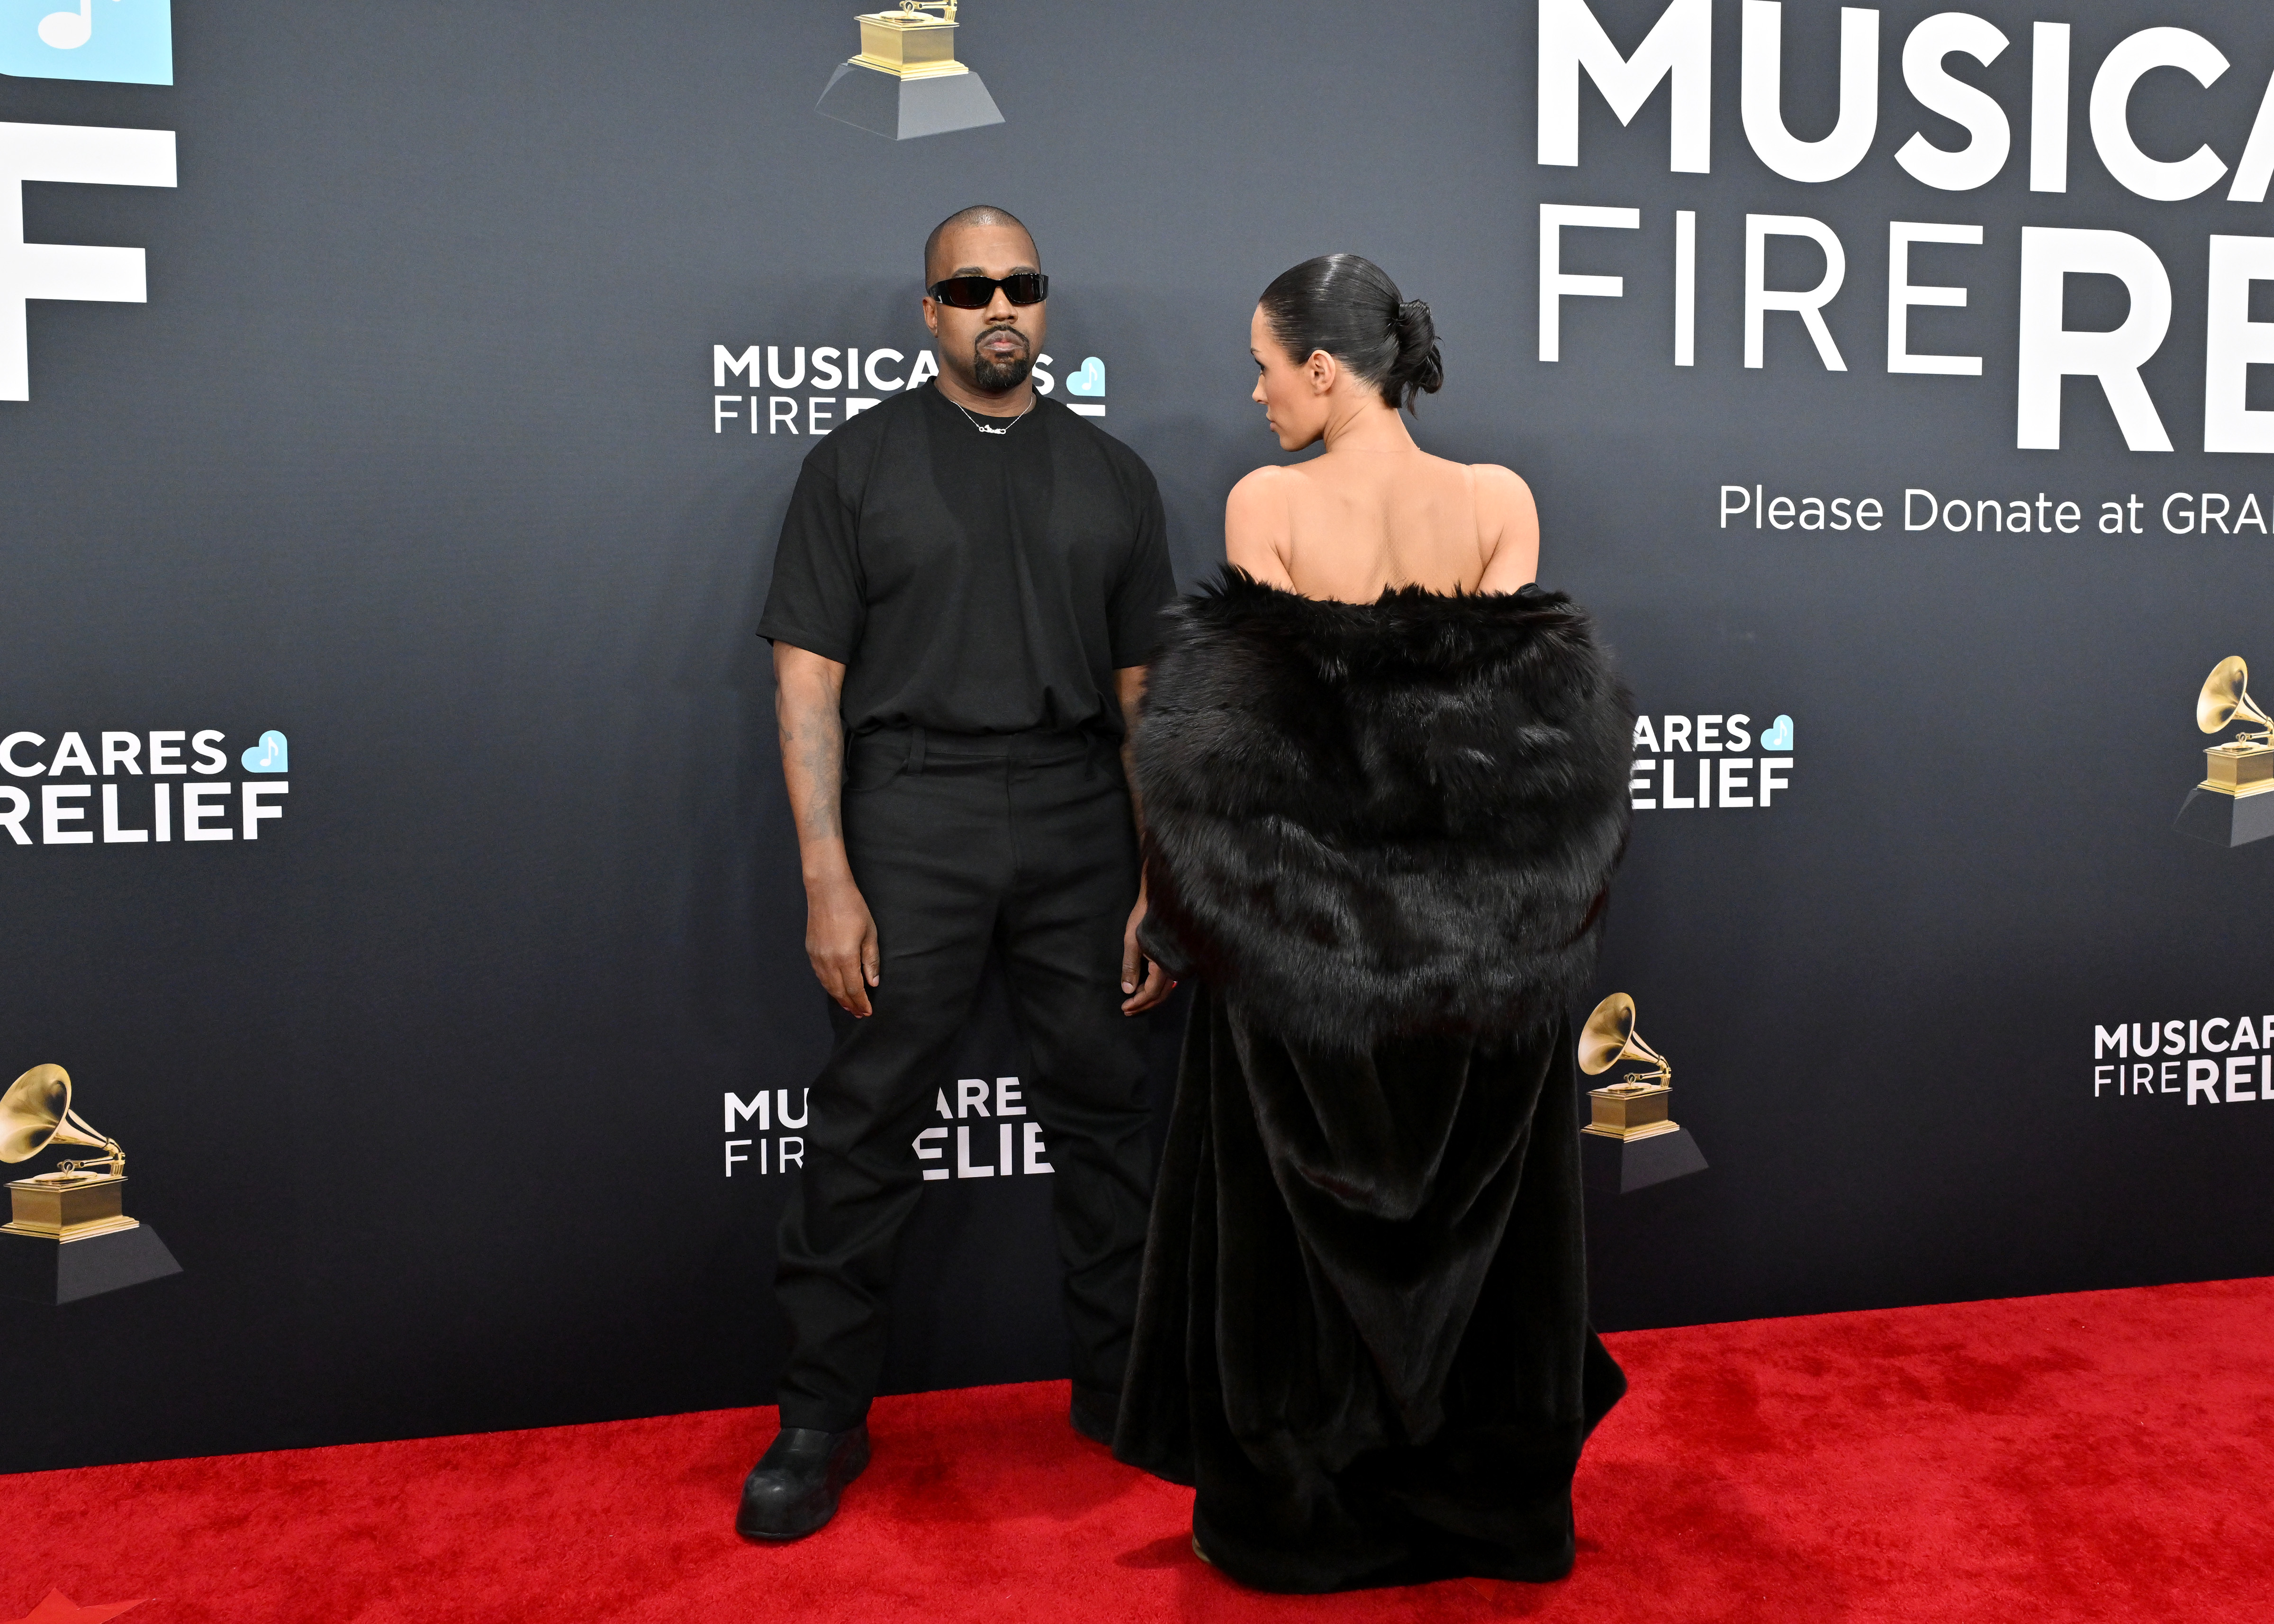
[1389,299,1444,411]
[1256,254,1447,415]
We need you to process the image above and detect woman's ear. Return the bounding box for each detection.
[1306,349,1336,396]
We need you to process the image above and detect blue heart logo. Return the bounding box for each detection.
[0,0,173,86]
[242,731,288,773]
[1760,715,1793,752]
[1066,356,1105,397]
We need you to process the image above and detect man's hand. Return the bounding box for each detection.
[1113,666,1174,1016]
[1119,882,1174,1015]
[807,869,880,1017]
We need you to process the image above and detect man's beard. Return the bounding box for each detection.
[972,328,1034,392]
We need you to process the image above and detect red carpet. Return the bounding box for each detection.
[4,1278,2269,1623]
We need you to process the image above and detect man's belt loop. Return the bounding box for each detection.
[907,725,927,776]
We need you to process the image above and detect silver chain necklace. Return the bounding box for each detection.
[952,397,1032,436]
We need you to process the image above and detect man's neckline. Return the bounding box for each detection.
[929,379,1037,423]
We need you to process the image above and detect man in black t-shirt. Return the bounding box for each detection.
[737,206,1178,1541]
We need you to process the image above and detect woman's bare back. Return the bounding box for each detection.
[1225,443,1540,603]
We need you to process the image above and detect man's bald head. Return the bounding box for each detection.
[924,205,1037,285]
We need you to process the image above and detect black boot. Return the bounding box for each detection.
[735,1422,871,1541]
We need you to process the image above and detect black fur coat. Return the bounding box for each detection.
[1114,571,1633,1593]
[1133,570,1633,1053]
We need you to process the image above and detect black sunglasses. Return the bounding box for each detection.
[927,272,1049,309]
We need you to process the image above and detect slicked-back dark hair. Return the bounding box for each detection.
[924,205,1036,283]
[1257,253,1443,413]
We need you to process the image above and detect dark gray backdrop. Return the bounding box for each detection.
[1,0,2267,1472]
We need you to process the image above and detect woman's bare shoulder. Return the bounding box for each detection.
[1228,462,1299,501]
[1470,463,1540,592]
[1469,463,1539,533]
[1225,465,1297,585]
[1226,464,1300,532]
[1468,461,1536,504]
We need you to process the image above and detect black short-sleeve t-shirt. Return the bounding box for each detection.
[758,383,1176,740]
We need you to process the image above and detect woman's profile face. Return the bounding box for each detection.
[1250,305,1328,452]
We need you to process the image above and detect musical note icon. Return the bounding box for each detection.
[38,1,118,52]
[241,731,289,774]
[1,0,169,83]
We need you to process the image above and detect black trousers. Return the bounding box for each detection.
[773,726,1155,1432]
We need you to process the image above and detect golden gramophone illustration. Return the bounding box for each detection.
[818,0,1005,140]
[2,1064,139,1242]
[2194,657,2274,797]
[2176,656,2274,847]
[853,0,967,79]
[1579,994,1679,1142]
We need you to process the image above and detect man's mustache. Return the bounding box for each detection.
[974,325,1030,353]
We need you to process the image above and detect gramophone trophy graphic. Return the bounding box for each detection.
[2174,657,2274,847]
[0,1065,180,1305]
[817,1,1006,141]
[1576,994,1708,1194]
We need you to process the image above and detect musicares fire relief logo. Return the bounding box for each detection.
[721,1075,1054,1181]
[912,1076,1053,1182]
[711,343,1106,437]
[1629,712,1793,811]
[1,728,288,847]
[1538,1,2274,455]
[2093,1019,2274,1107]
[722,1087,810,1178]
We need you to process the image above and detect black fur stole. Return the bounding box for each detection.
[1135,568,1633,1052]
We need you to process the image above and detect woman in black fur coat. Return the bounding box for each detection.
[1111,255,1635,1593]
